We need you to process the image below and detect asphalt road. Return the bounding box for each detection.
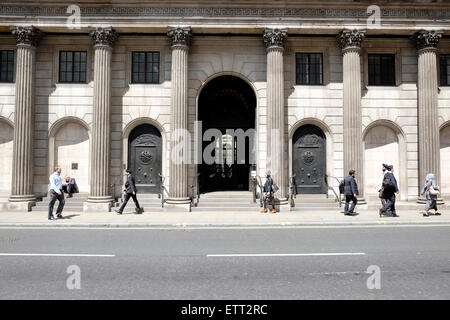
[0,226,449,300]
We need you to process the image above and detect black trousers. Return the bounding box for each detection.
[118,193,140,212]
[382,194,396,214]
[48,190,65,218]
[344,195,357,213]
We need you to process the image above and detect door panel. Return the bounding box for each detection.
[129,125,162,193]
[293,125,327,194]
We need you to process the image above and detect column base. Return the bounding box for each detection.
[275,197,291,212]
[417,197,445,205]
[83,196,114,213]
[0,200,36,212]
[164,197,191,212]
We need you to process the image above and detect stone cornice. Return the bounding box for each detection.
[167,27,192,47]
[412,30,443,51]
[89,27,118,47]
[337,29,365,51]
[10,26,42,47]
[263,28,287,50]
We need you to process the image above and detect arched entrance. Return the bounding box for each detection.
[128,124,162,193]
[440,123,450,198]
[53,122,90,193]
[198,75,256,192]
[292,125,327,194]
[0,120,13,194]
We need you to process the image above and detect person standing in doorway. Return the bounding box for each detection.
[343,170,359,216]
[261,170,276,214]
[48,166,65,220]
[420,173,441,217]
[115,169,142,214]
[379,165,399,217]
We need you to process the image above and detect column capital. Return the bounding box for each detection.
[412,30,443,52]
[167,27,192,48]
[337,29,365,52]
[263,28,288,50]
[10,26,42,47]
[89,27,118,47]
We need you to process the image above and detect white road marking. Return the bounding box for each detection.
[207,252,366,257]
[0,253,115,257]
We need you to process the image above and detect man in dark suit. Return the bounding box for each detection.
[379,165,400,217]
[343,169,359,216]
[115,169,142,214]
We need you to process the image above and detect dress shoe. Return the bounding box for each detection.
[48,216,55,220]
[435,212,441,216]
[115,209,122,214]
[56,214,63,219]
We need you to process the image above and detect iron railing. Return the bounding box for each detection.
[158,173,170,208]
[325,174,342,207]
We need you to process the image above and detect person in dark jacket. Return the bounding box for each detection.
[62,176,79,198]
[115,169,142,214]
[261,170,276,214]
[379,165,399,217]
[343,169,359,216]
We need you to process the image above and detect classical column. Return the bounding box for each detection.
[263,28,289,209]
[8,26,42,211]
[412,30,443,203]
[337,29,366,203]
[166,27,192,211]
[84,27,118,212]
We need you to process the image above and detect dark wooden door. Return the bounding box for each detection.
[128,124,162,193]
[292,125,327,194]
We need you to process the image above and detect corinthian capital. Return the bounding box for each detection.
[337,29,365,51]
[167,27,192,48]
[10,26,42,47]
[263,28,288,50]
[412,30,443,51]
[90,27,118,47]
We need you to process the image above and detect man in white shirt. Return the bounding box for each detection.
[48,166,65,220]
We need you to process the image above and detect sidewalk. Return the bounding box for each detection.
[0,208,449,228]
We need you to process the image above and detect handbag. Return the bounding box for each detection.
[378,187,384,199]
[272,184,279,193]
[429,186,440,196]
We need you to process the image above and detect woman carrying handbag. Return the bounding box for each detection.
[420,173,441,217]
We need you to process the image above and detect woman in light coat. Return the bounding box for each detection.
[420,173,441,217]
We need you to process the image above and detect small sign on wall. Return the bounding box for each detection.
[72,163,78,170]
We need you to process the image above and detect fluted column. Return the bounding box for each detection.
[8,26,42,208]
[337,29,366,202]
[85,27,117,211]
[166,27,191,210]
[263,28,288,206]
[412,30,443,203]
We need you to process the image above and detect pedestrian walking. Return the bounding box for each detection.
[376,163,391,214]
[379,165,400,217]
[48,166,65,220]
[115,169,142,214]
[343,169,359,216]
[260,170,276,214]
[420,173,441,217]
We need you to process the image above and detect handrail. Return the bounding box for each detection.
[325,174,342,207]
[255,175,264,208]
[158,173,170,208]
[289,174,297,207]
[189,173,200,207]
[110,174,126,203]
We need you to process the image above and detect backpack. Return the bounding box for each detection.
[382,174,395,192]
[339,180,345,194]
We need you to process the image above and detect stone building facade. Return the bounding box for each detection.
[0,0,449,211]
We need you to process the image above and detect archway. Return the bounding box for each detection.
[292,124,327,194]
[198,75,257,192]
[440,123,450,198]
[53,122,90,193]
[0,120,13,194]
[128,124,162,194]
[363,123,404,200]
